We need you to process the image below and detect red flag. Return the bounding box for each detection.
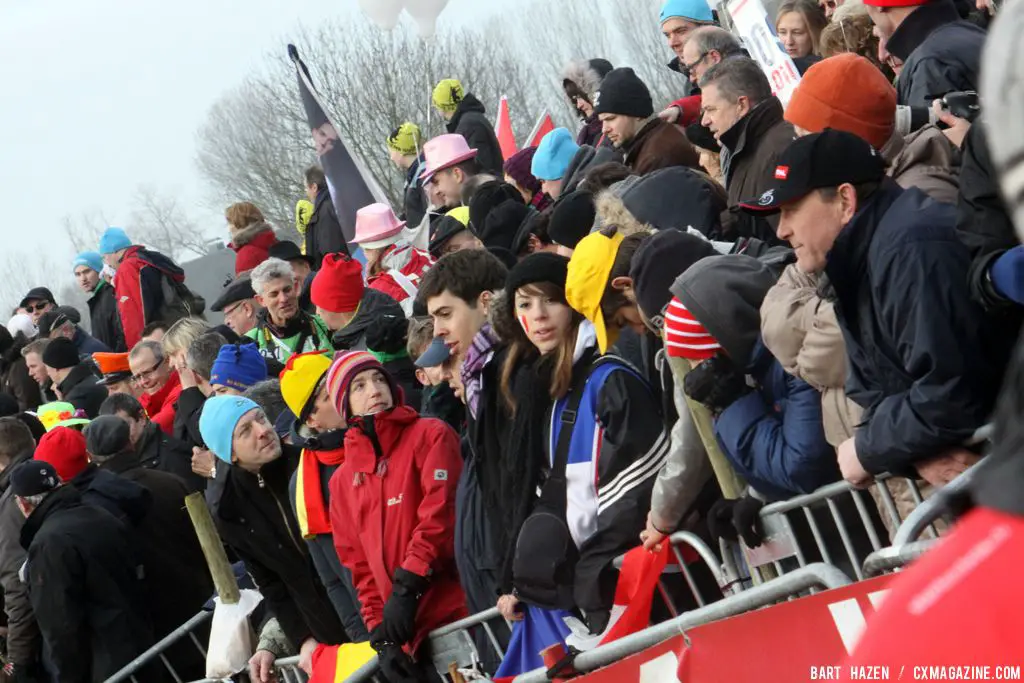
[526,110,555,148]
[495,96,517,160]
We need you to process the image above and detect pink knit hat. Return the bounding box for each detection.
[326,350,401,422]
[351,204,405,249]
[420,134,479,182]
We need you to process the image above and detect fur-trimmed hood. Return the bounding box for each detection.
[230,221,276,247]
[561,58,614,102]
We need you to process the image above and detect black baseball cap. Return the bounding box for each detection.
[739,130,886,215]
[19,287,55,309]
[37,306,80,337]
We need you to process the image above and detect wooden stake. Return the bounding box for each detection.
[185,492,240,605]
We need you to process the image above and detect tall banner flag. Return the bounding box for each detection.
[495,96,518,160]
[725,0,801,105]
[288,44,388,245]
[526,110,556,149]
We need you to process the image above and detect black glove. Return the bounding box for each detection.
[683,354,751,414]
[381,568,429,645]
[585,608,610,635]
[707,498,739,542]
[732,495,765,548]
[370,629,421,683]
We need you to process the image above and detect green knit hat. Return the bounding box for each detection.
[386,122,423,157]
[432,79,464,113]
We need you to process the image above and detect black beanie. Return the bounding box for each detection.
[41,337,80,371]
[686,122,720,153]
[482,200,532,251]
[487,246,519,271]
[629,228,717,330]
[593,67,654,119]
[549,190,596,249]
[468,181,523,237]
[504,253,570,317]
[84,415,132,458]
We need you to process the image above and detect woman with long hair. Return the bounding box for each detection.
[491,253,668,671]
[776,0,828,59]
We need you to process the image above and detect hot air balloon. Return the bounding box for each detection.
[403,0,450,38]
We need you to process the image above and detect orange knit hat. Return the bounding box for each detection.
[784,54,897,151]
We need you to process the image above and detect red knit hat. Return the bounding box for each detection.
[663,297,722,360]
[782,53,897,150]
[311,254,365,314]
[35,426,90,482]
[785,54,897,150]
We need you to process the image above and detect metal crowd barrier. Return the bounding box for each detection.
[511,563,853,683]
[105,610,212,683]
[862,540,936,578]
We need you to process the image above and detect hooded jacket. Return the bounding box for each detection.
[230,221,279,275]
[330,406,467,654]
[21,485,153,683]
[140,370,182,436]
[562,59,613,148]
[331,288,404,352]
[623,117,701,176]
[57,363,109,419]
[760,265,864,447]
[672,255,839,500]
[87,280,126,352]
[718,97,794,244]
[113,245,190,348]
[137,420,207,492]
[881,125,959,205]
[825,180,1001,475]
[0,448,40,670]
[95,448,214,643]
[287,424,370,642]
[305,188,351,271]
[214,444,348,649]
[887,0,985,108]
[446,93,504,176]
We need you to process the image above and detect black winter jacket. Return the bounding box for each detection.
[71,464,153,527]
[214,445,347,649]
[21,486,153,683]
[446,93,504,176]
[96,449,213,638]
[888,0,985,108]
[0,334,40,412]
[826,180,1001,475]
[402,157,429,229]
[137,421,206,492]
[331,288,404,351]
[173,385,207,450]
[0,449,39,670]
[87,281,126,352]
[56,363,108,418]
[305,188,350,271]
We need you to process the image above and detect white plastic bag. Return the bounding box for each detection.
[205,589,264,678]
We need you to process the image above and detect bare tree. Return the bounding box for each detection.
[128,185,213,261]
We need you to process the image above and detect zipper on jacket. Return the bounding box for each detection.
[269,484,303,553]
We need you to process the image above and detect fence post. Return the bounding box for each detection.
[185,491,240,605]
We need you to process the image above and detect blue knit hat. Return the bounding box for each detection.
[660,0,714,25]
[531,128,580,182]
[72,251,104,275]
[199,396,261,463]
[98,227,133,255]
[209,344,268,392]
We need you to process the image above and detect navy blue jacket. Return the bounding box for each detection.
[826,180,1001,475]
[715,339,838,501]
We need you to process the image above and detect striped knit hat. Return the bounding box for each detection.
[326,351,400,422]
[663,297,722,360]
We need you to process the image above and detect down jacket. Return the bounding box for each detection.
[230,221,279,275]
[881,125,960,205]
[330,406,467,655]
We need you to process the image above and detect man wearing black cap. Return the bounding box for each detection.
[18,287,55,327]
[269,241,315,314]
[12,459,153,682]
[548,190,596,255]
[85,415,214,677]
[42,337,108,418]
[212,276,263,337]
[740,130,1002,489]
[595,67,700,176]
[38,306,111,357]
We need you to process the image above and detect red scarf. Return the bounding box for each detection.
[296,446,346,538]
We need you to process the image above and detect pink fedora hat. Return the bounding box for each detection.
[420,134,479,182]
[351,203,406,249]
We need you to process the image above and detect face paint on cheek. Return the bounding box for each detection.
[519,314,529,333]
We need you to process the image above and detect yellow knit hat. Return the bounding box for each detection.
[446,206,470,226]
[280,351,333,421]
[566,230,625,354]
[386,122,423,157]
[432,79,464,113]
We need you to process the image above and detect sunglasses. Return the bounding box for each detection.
[24,302,51,314]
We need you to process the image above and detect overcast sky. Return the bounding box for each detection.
[0,0,490,267]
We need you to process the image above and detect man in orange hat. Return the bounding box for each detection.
[93,352,139,397]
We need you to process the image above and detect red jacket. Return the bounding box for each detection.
[841,507,1024,675]
[329,406,466,654]
[670,94,702,127]
[140,371,182,436]
[113,246,187,348]
[230,224,279,275]
[367,246,434,308]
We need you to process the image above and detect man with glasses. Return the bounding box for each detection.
[128,340,181,435]
[212,276,263,337]
[658,0,717,126]
[680,27,743,88]
[18,287,56,327]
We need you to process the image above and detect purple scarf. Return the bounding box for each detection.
[460,323,500,419]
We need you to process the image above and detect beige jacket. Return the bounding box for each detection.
[883,125,960,205]
[760,265,862,447]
